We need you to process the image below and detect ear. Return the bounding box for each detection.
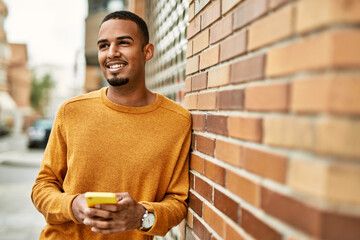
[143,43,154,62]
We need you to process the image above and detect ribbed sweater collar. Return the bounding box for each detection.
[100,87,163,113]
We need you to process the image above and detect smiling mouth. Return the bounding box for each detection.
[106,61,127,73]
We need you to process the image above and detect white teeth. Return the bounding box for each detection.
[109,64,124,69]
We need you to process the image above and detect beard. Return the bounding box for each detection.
[107,77,129,86]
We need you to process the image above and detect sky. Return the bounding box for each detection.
[3,0,88,67]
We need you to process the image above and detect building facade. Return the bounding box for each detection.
[184,0,360,239]
[145,0,189,104]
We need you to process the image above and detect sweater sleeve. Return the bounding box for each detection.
[139,120,191,236]
[31,104,79,224]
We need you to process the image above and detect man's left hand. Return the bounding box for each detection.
[83,192,146,234]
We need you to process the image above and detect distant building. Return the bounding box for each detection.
[0,0,17,132]
[7,43,31,109]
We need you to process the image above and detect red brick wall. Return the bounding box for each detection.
[184,0,360,239]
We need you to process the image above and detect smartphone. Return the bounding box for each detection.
[85,192,117,207]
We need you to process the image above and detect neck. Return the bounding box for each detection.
[106,85,156,107]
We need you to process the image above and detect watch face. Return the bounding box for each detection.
[143,213,155,228]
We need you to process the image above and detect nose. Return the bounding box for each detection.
[107,44,120,59]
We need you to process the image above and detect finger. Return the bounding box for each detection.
[94,204,120,212]
[115,192,130,202]
[84,218,123,230]
[84,207,115,219]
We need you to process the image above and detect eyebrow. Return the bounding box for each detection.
[97,36,134,45]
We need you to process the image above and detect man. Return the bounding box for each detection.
[31,11,191,240]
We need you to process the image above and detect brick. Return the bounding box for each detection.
[211,235,220,240]
[192,114,206,131]
[288,158,360,205]
[185,77,192,93]
[322,211,360,240]
[220,29,247,62]
[207,115,228,136]
[188,15,201,39]
[191,134,196,150]
[190,153,205,174]
[196,135,215,157]
[245,83,289,112]
[264,116,315,150]
[248,5,294,51]
[332,29,360,67]
[241,208,282,240]
[186,210,194,228]
[195,0,211,15]
[190,172,195,189]
[203,204,226,238]
[261,187,322,237]
[291,74,360,115]
[225,224,245,240]
[199,45,220,70]
[204,160,226,186]
[210,14,233,44]
[193,29,210,54]
[266,29,360,77]
[269,0,290,9]
[208,64,230,88]
[189,2,195,21]
[222,0,242,15]
[330,76,360,115]
[187,40,193,58]
[218,89,244,110]
[316,117,360,158]
[228,116,262,142]
[230,54,265,83]
[214,189,239,222]
[226,170,260,206]
[186,55,199,75]
[192,72,208,91]
[195,176,213,202]
[243,147,287,183]
[193,217,211,240]
[288,157,328,200]
[201,1,221,29]
[198,92,217,110]
[184,94,198,110]
[189,192,203,217]
[296,0,360,34]
[327,162,360,204]
[291,76,331,113]
[233,0,268,30]
[215,139,242,167]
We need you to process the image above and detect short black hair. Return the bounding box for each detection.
[101,11,149,46]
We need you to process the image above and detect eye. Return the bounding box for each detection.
[98,43,109,49]
[119,41,130,46]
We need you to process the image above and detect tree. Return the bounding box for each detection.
[30,73,54,115]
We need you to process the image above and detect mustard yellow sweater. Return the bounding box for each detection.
[31,88,191,240]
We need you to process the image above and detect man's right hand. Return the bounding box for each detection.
[71,194,88,223]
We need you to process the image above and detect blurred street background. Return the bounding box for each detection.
[0,0,185,239]
[0,134,45,239]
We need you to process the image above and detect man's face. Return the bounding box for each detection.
[97,19,150,87]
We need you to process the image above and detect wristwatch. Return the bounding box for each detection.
[140,209,155,230]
